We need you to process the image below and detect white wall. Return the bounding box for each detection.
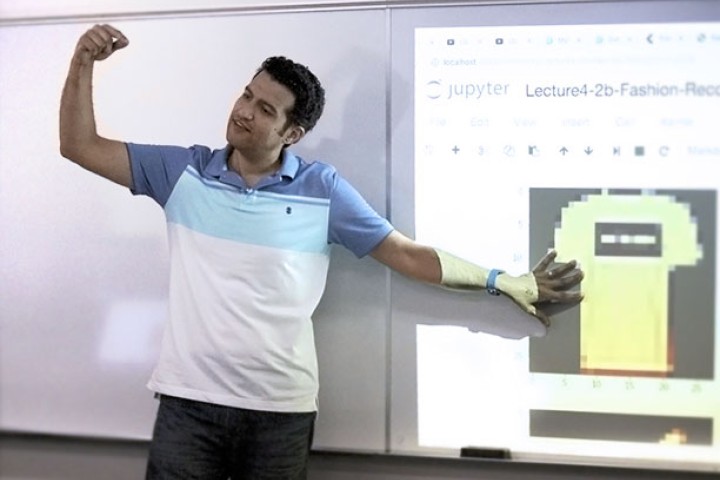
[0,0,365,21]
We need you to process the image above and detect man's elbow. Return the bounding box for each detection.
[59,140,77,162]
[59,134,94,165]
[59,131,82,162]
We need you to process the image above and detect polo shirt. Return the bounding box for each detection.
[128,143,393,412]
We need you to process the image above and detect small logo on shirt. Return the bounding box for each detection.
[286,207,292,215]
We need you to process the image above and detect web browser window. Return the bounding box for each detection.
[414,22,719,469]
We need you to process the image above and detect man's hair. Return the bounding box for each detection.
[257,56,325,132]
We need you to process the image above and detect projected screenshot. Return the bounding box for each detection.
[414,22,719,467]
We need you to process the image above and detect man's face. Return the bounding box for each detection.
[226,70,302,160]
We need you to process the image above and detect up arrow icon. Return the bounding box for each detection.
[559,146,569,155]
[584,146,593,155]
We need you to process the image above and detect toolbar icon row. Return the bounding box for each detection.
[426,145,671,157]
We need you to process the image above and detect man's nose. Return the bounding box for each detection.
[234,103,253,120]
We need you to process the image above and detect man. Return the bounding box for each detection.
[60,24,583,480]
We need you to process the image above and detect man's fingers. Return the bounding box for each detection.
[532,249,557,273]
[102,24,130,50]
[528,253,584,322]
[102,24,128,41]
[535,310,550,327]
[556,289,583,302]
[84,30,111,54]
[90,24,128,54]
[77,24,129,61]
[545,260,579,279]
[551,268,583,288]
[539,286,584,303]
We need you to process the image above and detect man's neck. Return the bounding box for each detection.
[227,147,283,188]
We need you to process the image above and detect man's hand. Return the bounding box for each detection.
[73,24,129,66]
[532,249,584,303]
[530,249,584,325]
[495,249,583,327]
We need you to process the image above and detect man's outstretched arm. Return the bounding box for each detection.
[59,24,132,187]
[370,230,583,326]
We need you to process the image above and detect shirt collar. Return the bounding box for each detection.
[206,145,232,178]
[277,149,300,180]
[206,145,300,181]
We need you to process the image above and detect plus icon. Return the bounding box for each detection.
[452,145,460,154]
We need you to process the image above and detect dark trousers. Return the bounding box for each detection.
[146,395,316,480]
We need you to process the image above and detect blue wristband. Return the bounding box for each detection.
[487,269,504,296]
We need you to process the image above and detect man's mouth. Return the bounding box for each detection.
[233,119,250,131]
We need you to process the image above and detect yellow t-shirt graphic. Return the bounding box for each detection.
[554,192,702,375]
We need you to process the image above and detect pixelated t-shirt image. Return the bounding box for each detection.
[554,192,702,375]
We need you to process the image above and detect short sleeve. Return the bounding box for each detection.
[128,143,207,206]
[328,175,393,258]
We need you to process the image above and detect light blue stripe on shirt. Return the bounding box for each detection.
[165,166,331,254]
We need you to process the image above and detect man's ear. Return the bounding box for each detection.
[284,125,306,146]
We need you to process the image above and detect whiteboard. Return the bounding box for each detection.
[0,8,391,450]
[0,0,380,22]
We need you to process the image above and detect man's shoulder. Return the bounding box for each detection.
[281,152,343,199]
[291,153,338,179]
[129,142,216,163]
[190,144,223,163]
[183,144,230,175]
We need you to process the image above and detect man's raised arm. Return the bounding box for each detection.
[59,24,132,188]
